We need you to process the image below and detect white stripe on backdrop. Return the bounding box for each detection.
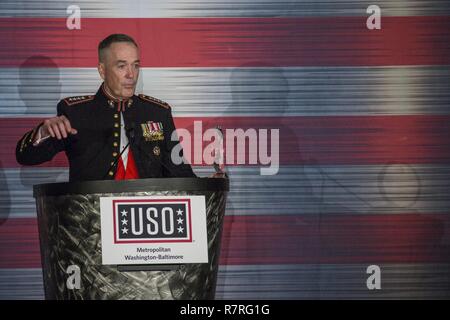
[2,165,450,219]
[1,66,450,117]
[1,0,450,17]
[1,264,450,300]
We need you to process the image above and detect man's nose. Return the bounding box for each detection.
[125,66,134,78]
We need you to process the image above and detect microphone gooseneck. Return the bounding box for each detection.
[102,124,134,179]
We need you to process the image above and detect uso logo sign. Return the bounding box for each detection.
[112,199,192,243]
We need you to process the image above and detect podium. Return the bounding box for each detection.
[33,177,229,300]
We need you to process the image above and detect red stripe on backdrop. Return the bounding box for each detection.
[2,115,450,168]
[0,218,41,269]
[0,17,449,67]
[222,214,450,265]
[1,214,449,268]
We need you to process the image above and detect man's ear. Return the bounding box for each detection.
[98,62,106,80]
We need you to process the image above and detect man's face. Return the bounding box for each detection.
[98,42,140,99]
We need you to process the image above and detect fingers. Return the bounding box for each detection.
[60,116,78,135]
[43,118,60,139]
[46,122,55,138]
[51,122,62,140]
[43,116,77,140]
[60,116,71,137]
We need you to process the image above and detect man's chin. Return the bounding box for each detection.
[122,88,135,98]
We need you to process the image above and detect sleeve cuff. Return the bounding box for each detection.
[32,125,51,146]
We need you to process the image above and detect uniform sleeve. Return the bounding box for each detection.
[15,101,67,166]
[162,109,196,177]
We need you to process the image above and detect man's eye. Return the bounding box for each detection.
[118,65,125,69]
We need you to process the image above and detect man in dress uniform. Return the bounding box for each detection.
[16,34,195,182]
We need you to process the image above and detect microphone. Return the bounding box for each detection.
[213,125,228,178]
[102,124,134,179]
[213,126,226,173]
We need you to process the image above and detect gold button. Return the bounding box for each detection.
[114,114,119,119]
[110,162,115,166]
[108,171,114,176]
[113,142,118,147]
[113,152,118,157]
[114,123,119,128]
[114,132,119,137]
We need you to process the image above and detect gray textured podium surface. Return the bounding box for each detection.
[34,180,228,300]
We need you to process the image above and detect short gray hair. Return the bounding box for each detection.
[98,34,138,62]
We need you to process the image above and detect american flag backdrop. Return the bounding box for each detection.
[0,0,450,299]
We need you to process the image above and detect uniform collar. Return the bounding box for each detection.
[96,82,134,112]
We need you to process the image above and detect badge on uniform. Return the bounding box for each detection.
[153,146,161,156]
[141,121,164,142]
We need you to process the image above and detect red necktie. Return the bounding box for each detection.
[114,149,139,180]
